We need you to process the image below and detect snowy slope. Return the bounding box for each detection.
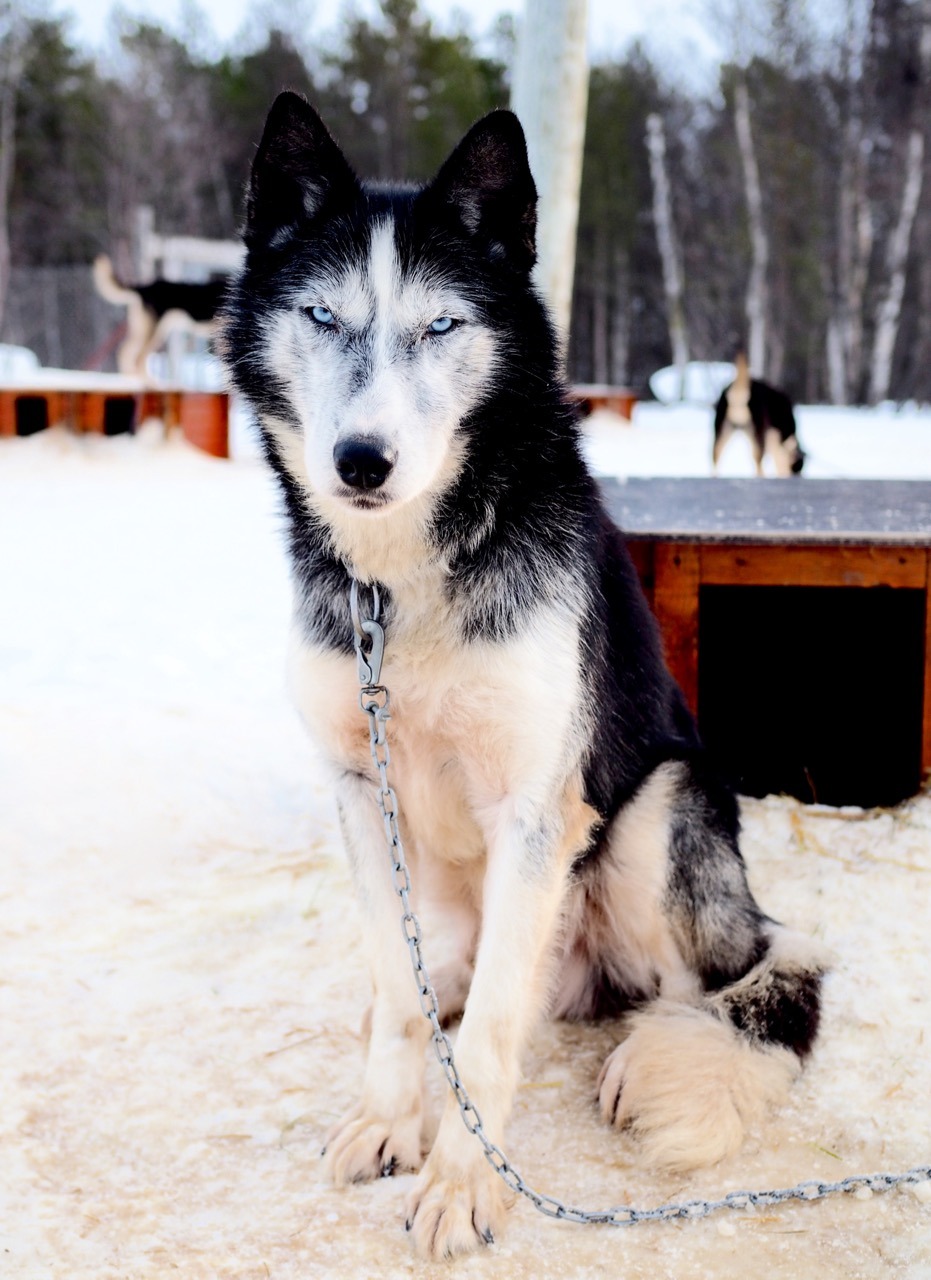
[1,419,929,1278]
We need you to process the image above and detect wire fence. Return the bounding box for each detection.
[1,265,123,372]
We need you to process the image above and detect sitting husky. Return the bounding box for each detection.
[221,93,824,1260]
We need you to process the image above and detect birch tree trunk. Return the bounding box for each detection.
[511,0,589,349]
[847,137,874,400]
[0,16,25,335]
[733,76,768,377]
[610,245,630,386]
[826,313,845,404]
[828,1,874,405]
[827,120,866,403]
[867,0,931,405]
[591,227,609,384]
[867,128,925,403]
[827,5,857,404]
[645,112,689,398]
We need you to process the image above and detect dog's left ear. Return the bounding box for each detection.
[423,111,537,272]
[246,92,359,250]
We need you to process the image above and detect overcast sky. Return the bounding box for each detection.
[54,0,725,84]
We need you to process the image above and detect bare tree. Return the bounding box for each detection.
[590,226,609,383]
[868,130,925,402]
[827,0,873,405]
[0,5,26,332]
[610,244,631,385]
[733,75,769,376]
[645,112,689,396]
[868,0,931,404]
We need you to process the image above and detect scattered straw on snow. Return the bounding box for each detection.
[1,426,929,1279]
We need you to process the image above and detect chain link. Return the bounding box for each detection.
[348,581,931,1228]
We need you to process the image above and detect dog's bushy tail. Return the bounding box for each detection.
[92,255,138,308]
[708,923,825,1058]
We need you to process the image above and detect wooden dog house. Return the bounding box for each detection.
[602,477,931,807]
[0,374,228,457]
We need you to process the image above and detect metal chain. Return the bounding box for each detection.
[347,580,931,1228]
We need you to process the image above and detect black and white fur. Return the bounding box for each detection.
[220,93,825,1260]
[93,255,227,378]
[713,351,805,476]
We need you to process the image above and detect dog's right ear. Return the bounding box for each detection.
[246,93,359,251]
[423,110,538,273]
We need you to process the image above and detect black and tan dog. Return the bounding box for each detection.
[221,94,825,1259]
[714,352,805,475]
[93,255,227,378]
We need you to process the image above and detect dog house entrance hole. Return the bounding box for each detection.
[103,397,136,436]
[698,584,925,808]
[15,396,49,436]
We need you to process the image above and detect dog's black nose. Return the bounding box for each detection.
[333,438,394,490]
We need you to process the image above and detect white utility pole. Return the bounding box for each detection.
[511,0,590,348]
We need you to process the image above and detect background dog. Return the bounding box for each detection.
[220,93,825,1260]
[713,351,805,475]
[92,254,227,378]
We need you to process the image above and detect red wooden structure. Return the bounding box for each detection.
[0,381,228,458]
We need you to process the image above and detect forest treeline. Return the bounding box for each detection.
[1,0,930,402]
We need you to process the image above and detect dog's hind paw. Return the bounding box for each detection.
[597,1002,798,1172]
[406,1156,510,1259]
[323,1103,424,1185]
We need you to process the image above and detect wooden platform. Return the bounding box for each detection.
[570,384,637,420]
[0,379,229,458]
[601,477,931,803]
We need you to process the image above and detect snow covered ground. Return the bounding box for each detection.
[582,400,931,480]
[1,410,930,1278]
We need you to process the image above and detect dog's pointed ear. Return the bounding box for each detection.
[246,92,359,250]
[423,111,537,272]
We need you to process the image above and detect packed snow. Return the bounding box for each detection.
[1,404,930,1278]
[582,400,931,480]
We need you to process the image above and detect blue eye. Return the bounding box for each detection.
[429,316,455,334]
[308,305,334,326]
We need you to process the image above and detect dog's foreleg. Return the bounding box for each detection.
[764,426,792,477]
[751,429,766,476]
[323,771,432,1185]
[116,301,154,379]
[406,789,594,1259]
[712,419,732,473]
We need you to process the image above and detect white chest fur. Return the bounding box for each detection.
[287,582,589,870]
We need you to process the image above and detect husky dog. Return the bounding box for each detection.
[713,352,805,476]
[221,93,825,1260]
[93,255,227,378]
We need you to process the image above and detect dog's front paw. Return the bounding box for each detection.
[323,1102,424,1185]
[405,1153,510,1259]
